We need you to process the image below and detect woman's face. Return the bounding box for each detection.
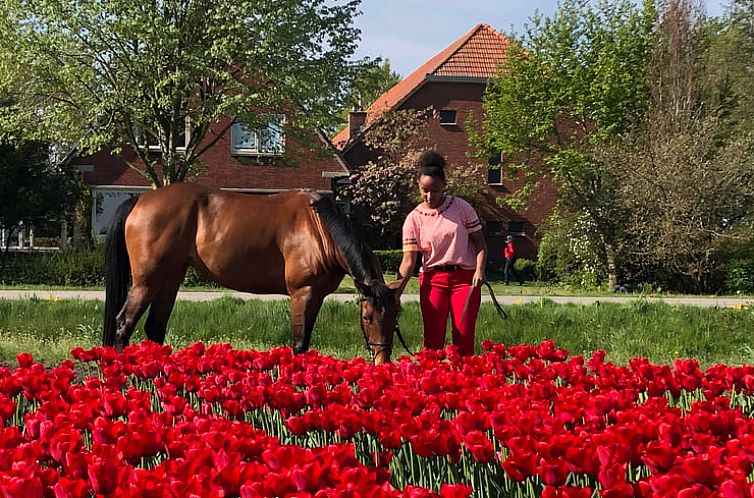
[418,174,445,209]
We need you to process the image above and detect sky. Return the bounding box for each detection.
[352,0,729,78]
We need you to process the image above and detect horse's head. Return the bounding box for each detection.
[355,278,409,365]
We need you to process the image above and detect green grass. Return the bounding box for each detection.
[5,270,753,298]
[1,297,753,368]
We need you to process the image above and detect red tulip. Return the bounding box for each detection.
[87,456,122,494]
[16,352,33,368]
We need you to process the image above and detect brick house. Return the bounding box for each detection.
[76,117,349,236]
[332,24,557,264]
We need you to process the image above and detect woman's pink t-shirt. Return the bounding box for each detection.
[402,196,482,271]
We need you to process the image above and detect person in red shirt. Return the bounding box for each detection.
[398,150,487,356]
[503,235,523,285]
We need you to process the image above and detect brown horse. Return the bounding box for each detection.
[103,183,407,364]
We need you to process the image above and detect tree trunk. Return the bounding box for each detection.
[605,243,618,291]
[72,196,92,250]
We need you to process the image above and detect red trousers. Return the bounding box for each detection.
[418,269,481,356]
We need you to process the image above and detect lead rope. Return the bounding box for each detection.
[393,323,414,358]
[484,280,508,320]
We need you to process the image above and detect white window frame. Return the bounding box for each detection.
[231,114,285,156]
[439,109,457,126]
[134,120,190,152]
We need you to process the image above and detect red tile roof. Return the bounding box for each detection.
[333,23,510,149]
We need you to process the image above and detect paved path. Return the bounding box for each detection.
[1,290,752,308]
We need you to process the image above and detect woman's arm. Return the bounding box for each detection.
[469,230,487,288]
[398,251,418,280]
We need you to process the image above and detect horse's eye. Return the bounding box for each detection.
[362,314,373,324]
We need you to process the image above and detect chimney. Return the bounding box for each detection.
[348,111,367,141]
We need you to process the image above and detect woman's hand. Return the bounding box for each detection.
[469,230,487,289]
[472,270,485,288]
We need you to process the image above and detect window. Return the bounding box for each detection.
[486,221,504,235]
[231,115,285,156]
[134,123,188,151]
[487,153,502,185]
[508,221,525,235]
[439,109,457,126]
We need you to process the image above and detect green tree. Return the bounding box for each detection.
[0,0,361,187]
[596,0,754,293]
[703,0,754,129]
[478,0,656,288]
[0,140,82,254]
[337,58,401,127]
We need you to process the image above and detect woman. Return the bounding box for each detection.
[398,150,487,356]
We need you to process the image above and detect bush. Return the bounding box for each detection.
[514,258,537,282]
[0,245,106,286]
[0,246,408,287]
[182,267,220,288]
[725,259,754,294]
[374,249,403,273]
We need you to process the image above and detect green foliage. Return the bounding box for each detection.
[0,0,361,186]
[535,215,608,288]
[335,58,401,131]
[477,0,655,287]
[0,249,105,287]
[183,267,220,288]
[480,0,654,170]
[724,259,754,294]
[374,249,403,274]
[513,258,537,282]
[0,140,82,241]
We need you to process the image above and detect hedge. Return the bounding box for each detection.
[0,248,408,287]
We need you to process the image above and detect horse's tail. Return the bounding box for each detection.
[103,196,139,346]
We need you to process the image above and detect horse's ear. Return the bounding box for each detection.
[387,277,409,299]
[354,279,372,297]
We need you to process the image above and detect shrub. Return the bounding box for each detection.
[374,249,403,274]
[182,267,220,288]
[725,259,754,294]
[514,258,537,282]
[0,246,105,286]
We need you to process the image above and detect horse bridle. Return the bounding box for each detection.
[359,299,415,360]
[362,322,415,359]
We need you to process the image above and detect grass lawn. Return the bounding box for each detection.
[1,296,753,368]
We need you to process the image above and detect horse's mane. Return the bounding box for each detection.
[310,196,392,307]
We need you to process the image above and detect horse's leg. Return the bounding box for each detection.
[289,287,325,354]
[144,277,182,345]
[114,283,155,351]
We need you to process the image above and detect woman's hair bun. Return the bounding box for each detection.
[419,150,446,170]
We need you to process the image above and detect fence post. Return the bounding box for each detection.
[60,222,69,250]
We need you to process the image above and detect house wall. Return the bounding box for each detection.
[342,80,558,264]
[81,119,344,191]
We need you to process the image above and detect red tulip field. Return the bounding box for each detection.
[3,339,754,497]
